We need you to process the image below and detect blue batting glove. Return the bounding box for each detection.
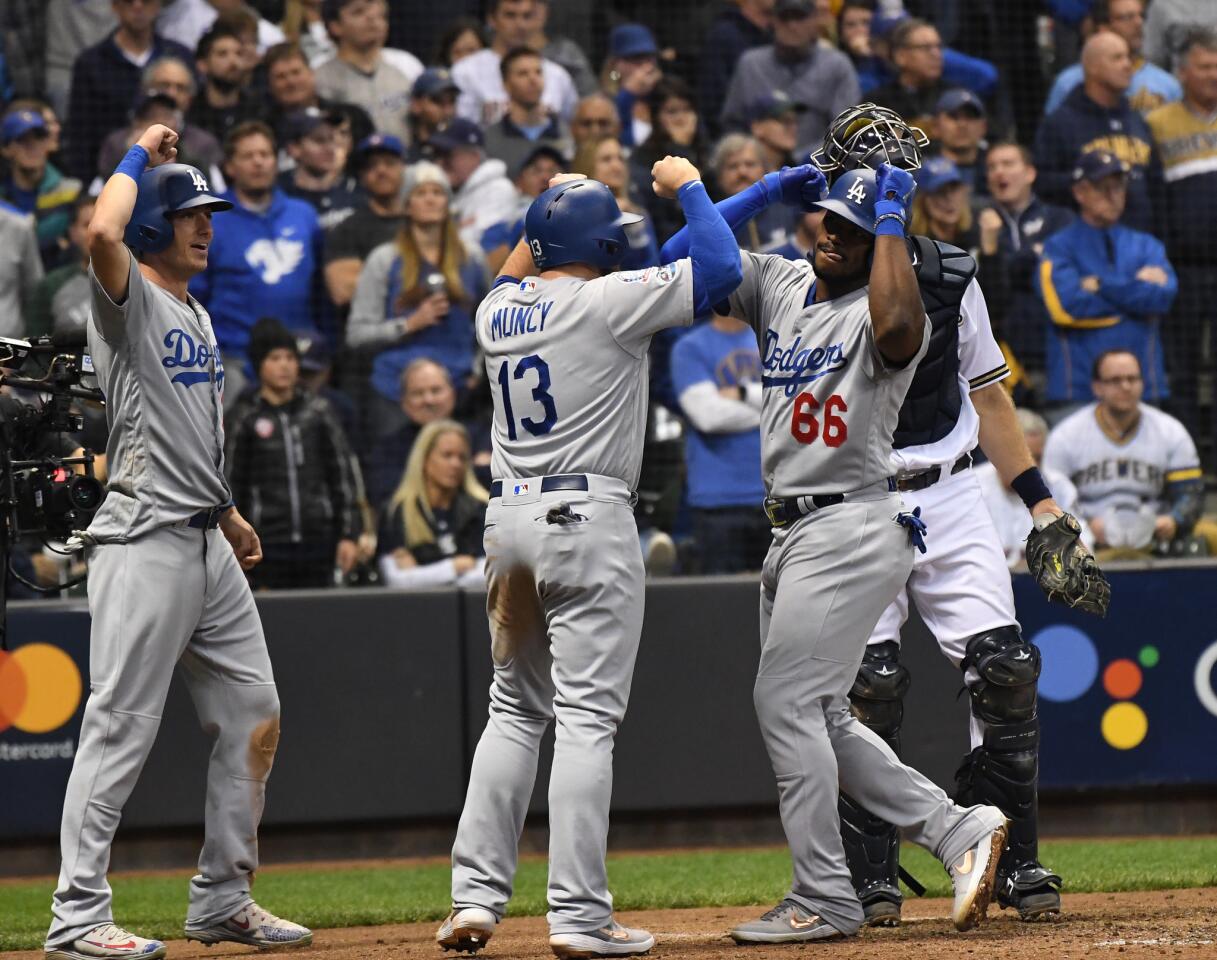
[763,165,828,208]
[874,162,917,235]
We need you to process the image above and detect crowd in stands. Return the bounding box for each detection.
[2,0,1216,589]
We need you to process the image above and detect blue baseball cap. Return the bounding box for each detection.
[916,155,964,193]
[872,10,909,38]
[1072,150,1130,183]
[935,88,986,118]
[284,106,343,143]
[413,67,460,99]
[1,109,48,145]
[354,132,405,163]
[609,23,658,59]
[748,90,808,123]
[428,117,484,154]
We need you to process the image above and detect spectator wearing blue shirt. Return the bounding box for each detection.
[347,161,489,406]
[190,120,323,403]
[1045,0,1183,117]
[1036,151,1177,414]
[1034,31,1164,236]
[0,108,81,267]
[671,314,768,573]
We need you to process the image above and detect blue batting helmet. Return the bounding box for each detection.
[124,163,232,254]
[524,179,643,271]
[811,167,879,235]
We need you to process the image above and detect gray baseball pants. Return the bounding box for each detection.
[450,476,643,935]
[756,491,1001,935]
[47,523,279,947]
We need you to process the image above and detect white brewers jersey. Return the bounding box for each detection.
[1042,402,1201,518]
[726,252,929,497]
[477,262,694,489]
[890,278,1010,473]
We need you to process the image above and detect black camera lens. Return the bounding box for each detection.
[66,475,104,511]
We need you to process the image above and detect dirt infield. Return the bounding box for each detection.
[7,889,1216,960]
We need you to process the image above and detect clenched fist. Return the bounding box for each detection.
[136,124,179,167]
[652,155,700,199]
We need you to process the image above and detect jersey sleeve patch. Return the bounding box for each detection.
[968,363,1010,390]
[616,262,680,285]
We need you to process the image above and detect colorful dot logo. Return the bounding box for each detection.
[0,644,83,734]
[1034,628,1157,751]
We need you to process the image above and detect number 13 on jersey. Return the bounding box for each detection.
[497,354,559,440]
[790,392,848,446]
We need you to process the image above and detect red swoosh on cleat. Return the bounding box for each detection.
[82,941,136,950]
[230,918,251,931]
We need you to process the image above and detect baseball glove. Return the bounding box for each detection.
[1026,513,1110,617]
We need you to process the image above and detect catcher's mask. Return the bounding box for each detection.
[811,103,930,179]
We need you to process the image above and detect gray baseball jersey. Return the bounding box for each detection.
[727,251,993,935]
[476,262,694,488]
[726,252,928,496]
[87,252,231,542]
[452,259,694,936]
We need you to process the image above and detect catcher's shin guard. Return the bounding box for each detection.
[840,641,910,925]
[956,627,1062,919]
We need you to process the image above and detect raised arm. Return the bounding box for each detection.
[651,155,742,316]
[658,165,827,263]
[868,164,926,365]
[88,124,179,303]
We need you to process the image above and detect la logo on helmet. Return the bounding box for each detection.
[190,169,209,192]
[846,178,867,204]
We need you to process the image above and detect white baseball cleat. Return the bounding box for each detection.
[550,920,655,958]
[46,923,167,960]
[950,808,1009,932]
[436,907,498,954]
[184,902,312,948]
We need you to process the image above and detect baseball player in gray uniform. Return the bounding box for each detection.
[45,125,309,960]
[692,164,1009,944]
[435,158,750,959]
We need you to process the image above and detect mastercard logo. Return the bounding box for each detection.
[0,644,83,734]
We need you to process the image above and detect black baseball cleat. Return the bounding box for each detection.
[859,883,902,927]
[996,864,1063,920]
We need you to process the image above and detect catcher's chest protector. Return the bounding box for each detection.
[893,236,976,450]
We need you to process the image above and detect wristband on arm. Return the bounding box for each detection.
[1011,466,1053,510]
[114,145,150,183]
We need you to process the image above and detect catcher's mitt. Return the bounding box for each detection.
[1026,513,1110,617]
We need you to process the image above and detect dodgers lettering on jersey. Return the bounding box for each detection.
[1042,403,1201,519]
[87,252,232,541]
[726,251,929,497]
[477,262,694,489]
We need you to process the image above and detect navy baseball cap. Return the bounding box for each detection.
[749,90,808,123]
[775,0,816,16]
[1072,150,1130,183]
[609,23,658,59]
[916,155,964,193]
[513,143,567,177]
[872,10,908,38]
[413,67,460,99]
[284,106,342,143]
[935,88,986,117]
[321,0,357,23]
[1,109,47,144]
[428,117,484,154]
[354,132,405,163]
[134,90,180,118]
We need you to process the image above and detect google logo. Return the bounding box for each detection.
[0,644,83,734]
[1033,625,1158,750]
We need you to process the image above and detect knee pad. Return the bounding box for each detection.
[848,641,910,745]
[963,626,1039,752]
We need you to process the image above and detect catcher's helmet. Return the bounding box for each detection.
[811,103,929,178]
[124,163,232,254]
[810,167,880,235]
[524,179,642,271]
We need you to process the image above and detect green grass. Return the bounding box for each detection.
[3,838,1216,951]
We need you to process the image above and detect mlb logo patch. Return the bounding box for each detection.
[519,280,536,291]
[513,482,530,495]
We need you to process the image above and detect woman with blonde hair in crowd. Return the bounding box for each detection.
[348,161,488,407]
[910,154,978,252]
[378,420,488,590]
[571,135,659,268]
